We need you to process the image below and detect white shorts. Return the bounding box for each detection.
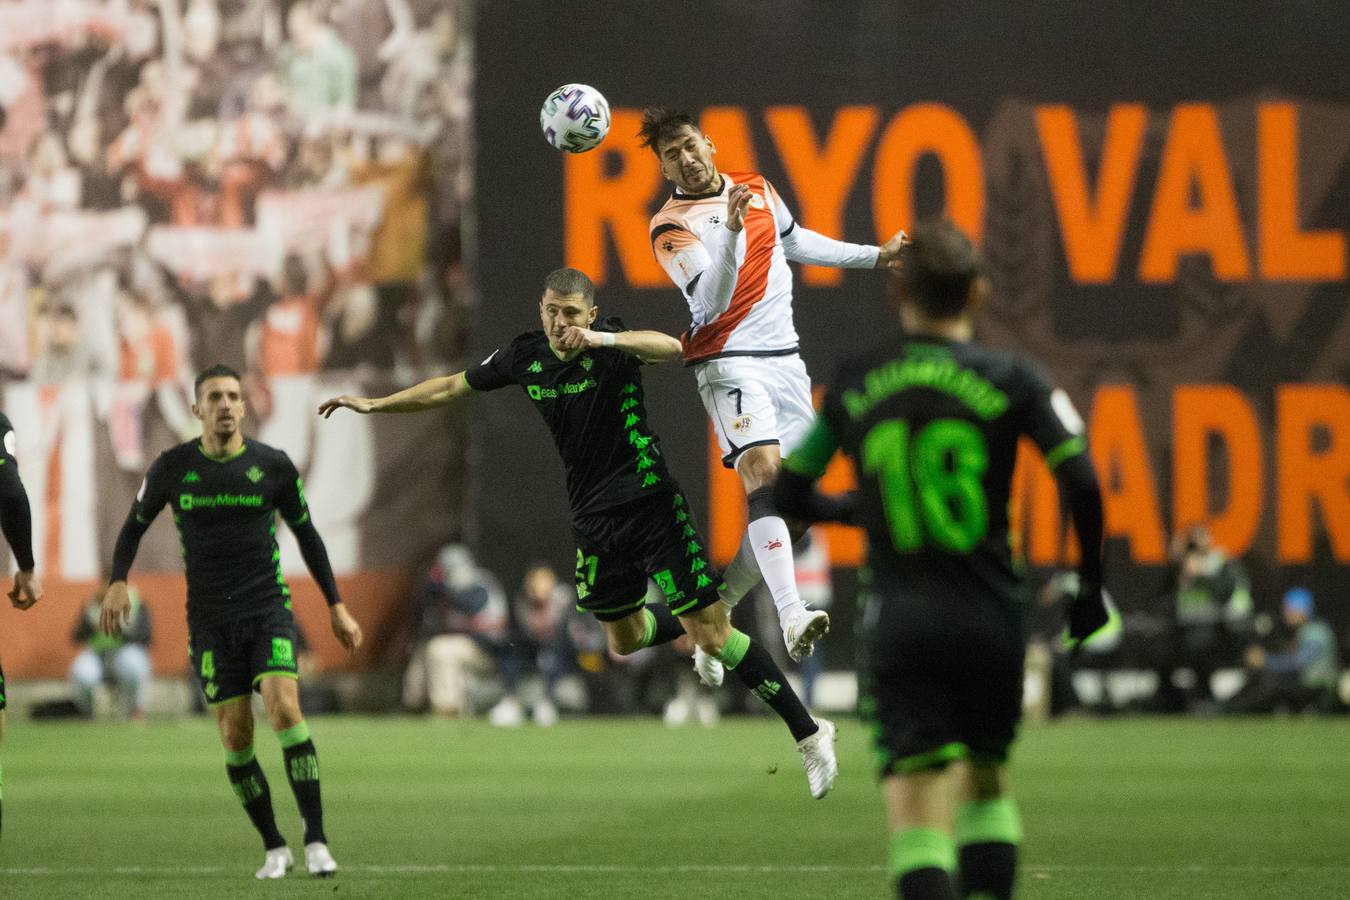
[694,354,816,470]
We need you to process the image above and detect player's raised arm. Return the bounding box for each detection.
[770,182,908,271]
[318,372,471,417]
[556,325,682,364]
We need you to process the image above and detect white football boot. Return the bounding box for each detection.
[796,717,838,799]
[692,645,725,687]
[305,841,338,877]
[783,607,831,662]
[255,846,293,879]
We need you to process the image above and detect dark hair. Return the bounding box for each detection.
[897,220,982,318]
[194,363,242,399]
[638,107,699,154]
[542,267,594,304]
[282,255,308,297]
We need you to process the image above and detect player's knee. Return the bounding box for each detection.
[218,717,253,751]
[737,450,781,493]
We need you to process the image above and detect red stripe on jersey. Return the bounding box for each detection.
[682,174,776,362]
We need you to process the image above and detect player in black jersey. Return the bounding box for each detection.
[100,364,363,879]
[319,266,839,797]
[0,410,42,841]
[776,222,1109,900]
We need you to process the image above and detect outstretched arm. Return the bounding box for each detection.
[0,454,38,609]
[555,326,682,363]
[318,372,470,417]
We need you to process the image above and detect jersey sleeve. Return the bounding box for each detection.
[463,337,521,391]
[766,180,796,237]
[274,451,311,525]
[131,454,173,525]
[1018,362,1087,471]
[651,221,712,296]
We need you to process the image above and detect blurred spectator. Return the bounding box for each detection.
[277,1,358,118]
[1227,588,1342,714]
[402,543,507,716]
[249,254,334,376]
[70,586,153,720]
[488,562,570,727]
[1156,525,1253,711]
[793,527,833,707]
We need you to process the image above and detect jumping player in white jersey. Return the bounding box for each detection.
[640,107,908,679]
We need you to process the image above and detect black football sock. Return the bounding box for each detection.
[717,629,818,742]
[955,797,1021,899]
[225,747,286,850]
[639,605,686,648]
[892,828,957,899]
[278,722,326,846]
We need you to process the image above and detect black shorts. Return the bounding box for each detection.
[858,588,1026,777]
[188,605,299,707]
[0,658,6,711]
[572,487,723,622]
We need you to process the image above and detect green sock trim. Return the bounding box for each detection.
[889,827,956,877]
[224,747,256,767]
[955,796,1023,846]
[276,721,311,748]
[717,629,751,669]
[640,609,657,647]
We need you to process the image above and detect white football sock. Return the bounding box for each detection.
[747,515,803,621]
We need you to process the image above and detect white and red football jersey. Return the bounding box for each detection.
[649,171,876,365]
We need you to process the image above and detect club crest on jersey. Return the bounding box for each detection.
[581,356,593,371]
[731,414,754,433]
[246,465,264,484]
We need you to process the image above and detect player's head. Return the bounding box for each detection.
[539,267,597,351]
[639,107,718,194]
[891,220,986,321]
[192,363,245,439]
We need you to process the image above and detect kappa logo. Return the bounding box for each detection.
[183,471,201,483]
[731,414,754,433]
[246,465,264,484]
[528,360,544,374]
[763,539,784,551]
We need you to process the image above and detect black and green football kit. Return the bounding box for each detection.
[111,439,341,706]
[781,336,1103,774]
[0,409,36,714]
[0,410,36,839]
[464,318,722,621]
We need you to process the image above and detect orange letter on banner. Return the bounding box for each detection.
[1173,385,1263,556]
[873,104,984,246]
[1090,386,1166,563]
[700,106,760,176]
[1258,102,1347,280]
[766,105,880,286]
[564,109,665,287]
[1139,104,1250,282]
[1035,104,1147,283]
[1277,385,1350,563]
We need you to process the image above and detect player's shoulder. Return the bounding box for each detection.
[956,341,1052,391]
[150,440,201,474]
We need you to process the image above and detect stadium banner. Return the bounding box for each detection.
[0,1,473,677]
[472,1,1349,638]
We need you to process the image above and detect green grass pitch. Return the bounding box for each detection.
[2,715,1345,898]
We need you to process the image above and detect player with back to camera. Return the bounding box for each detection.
[318,266,839,798]
[639,107,910,687]
[0,410,43,841]
[775,221,1110,899]
[100,364,364,879]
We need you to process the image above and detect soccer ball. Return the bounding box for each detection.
[539,84,610,153]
